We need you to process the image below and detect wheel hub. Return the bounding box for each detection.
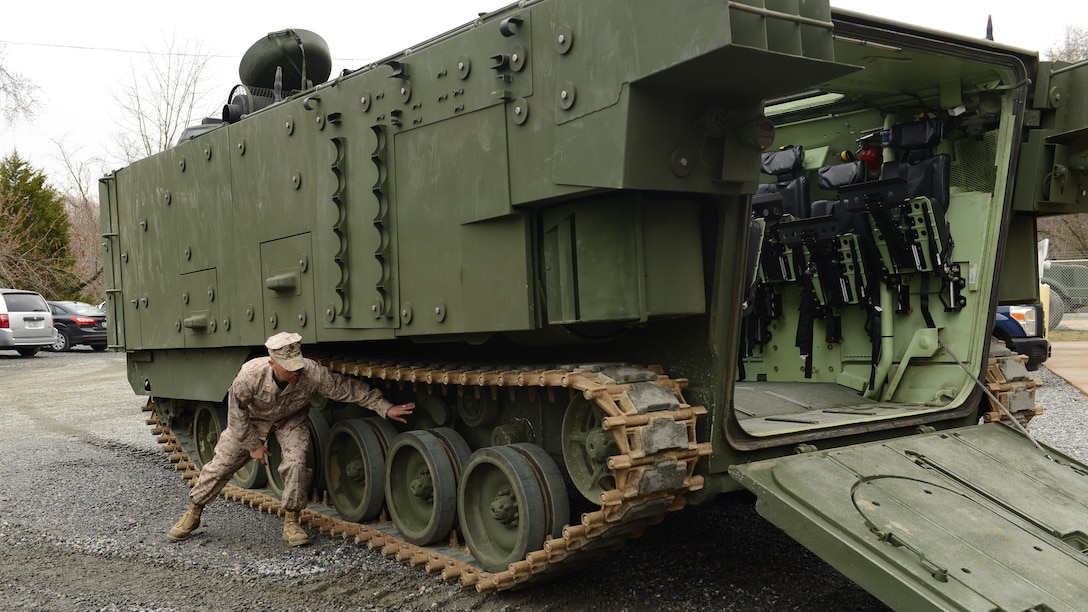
[409,468,434,502]
[345,458,365,482]
[489,487,519,527]
[585,429,616,462]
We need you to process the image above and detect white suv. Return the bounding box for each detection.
[0,288,56,357]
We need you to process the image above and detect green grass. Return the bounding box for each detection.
[1047,329,1088,342]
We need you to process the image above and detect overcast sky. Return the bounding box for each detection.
[0,0,1084,190]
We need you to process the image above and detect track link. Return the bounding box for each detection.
[983,342,1043,425]
[147,360,711,592]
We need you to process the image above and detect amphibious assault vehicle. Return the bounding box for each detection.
[101,0,1088,606]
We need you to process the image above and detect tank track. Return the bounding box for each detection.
[982,342,1043,425]
[147,360,712,592]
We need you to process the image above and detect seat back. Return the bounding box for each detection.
[758,146,810,218]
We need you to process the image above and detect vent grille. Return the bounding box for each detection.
[951,131,998,194]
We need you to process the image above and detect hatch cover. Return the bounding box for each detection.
[729,423,1088,611]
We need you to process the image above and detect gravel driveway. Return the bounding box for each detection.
[0,349,1081,611]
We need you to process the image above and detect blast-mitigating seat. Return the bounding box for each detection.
[756,145,809,219]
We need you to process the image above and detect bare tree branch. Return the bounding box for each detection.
[1046,24,1088,63]
[52,139,106,300]
[0,44,41,124]
[111,35,215,163]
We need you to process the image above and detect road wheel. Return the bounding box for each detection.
[50,331,71,352]
[191,403,226,468]
[458,445,550,572]
[385,430,458,545]
[91,344,107,352]
[16,347,40,357]
[325,419,387,522]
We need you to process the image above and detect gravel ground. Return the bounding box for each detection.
[0,348,1083,611]
[1023,366,1088,459]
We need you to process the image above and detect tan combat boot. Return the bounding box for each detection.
[283,511,311,546]
[167,503,203,542]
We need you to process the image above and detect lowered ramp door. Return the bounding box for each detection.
[729,423,1088,611]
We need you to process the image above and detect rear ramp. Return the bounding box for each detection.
[730,424,1088,610]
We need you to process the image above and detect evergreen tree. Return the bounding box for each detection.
[0,151,77,296]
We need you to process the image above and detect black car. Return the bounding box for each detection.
[47,301,107,352]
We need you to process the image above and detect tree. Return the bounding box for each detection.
[0,151,77,297]
[1046,24,1088,63]
[112,36,215,163]
[1037,24,1088,262]
[0,44,40,124]
[54,142,105,302]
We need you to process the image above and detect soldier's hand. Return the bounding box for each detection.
[250,445,270,465]
[386,402,415,424]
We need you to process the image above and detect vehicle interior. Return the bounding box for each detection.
[734,25,1024,437]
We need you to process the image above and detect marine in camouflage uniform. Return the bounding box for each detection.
[167,332,414,546]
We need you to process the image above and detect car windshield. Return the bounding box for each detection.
[68,302,104,316]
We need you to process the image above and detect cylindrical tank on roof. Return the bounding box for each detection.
[238,29,332,92]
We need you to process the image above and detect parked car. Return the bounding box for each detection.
[994,303,1049,371]
[47,301,108,352]
[0,288,56,357]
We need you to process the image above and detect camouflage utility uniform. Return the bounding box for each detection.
[190,357,393,511]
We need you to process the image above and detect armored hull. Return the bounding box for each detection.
[103,1,1088,604]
